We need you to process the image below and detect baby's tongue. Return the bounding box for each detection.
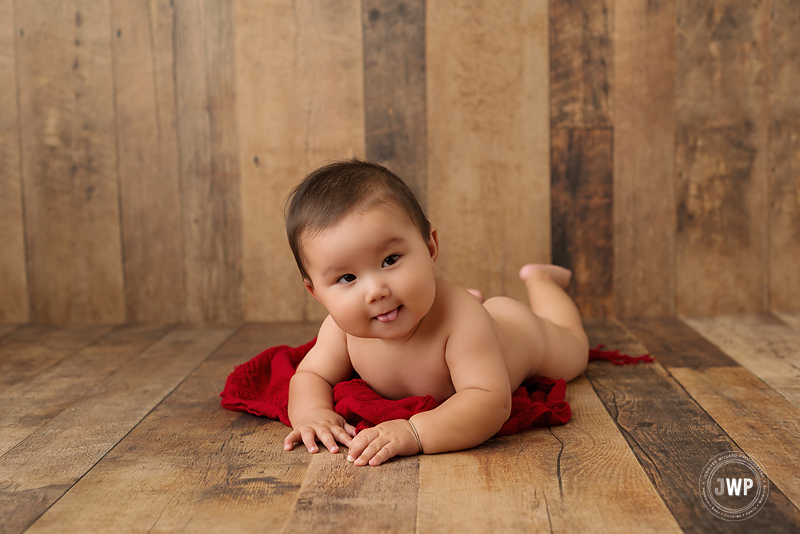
[376,307,399,322]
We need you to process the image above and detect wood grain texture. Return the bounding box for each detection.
[551,129,613,317]
[0,324,110,388]
[769,0,800,311]
[25,323,314,533]
[613,0,676,316]
[16,0,125,324]
[417,376,681,534]
[0,325,234,534]
[173,0,242,323]
[111,0,184,323]
[363,0,427,209]
[0,0,28,323]
[670,366,800,509]
[0,324,172,457]
[550,0,613,128]
[776,311,800,331]
[682,315,800,408]
[584,317,800,533]
[0,324,20,340]
[236,0,365,322]
[675,0,770,315]
[283,453,418,534]
[427,0,550,304]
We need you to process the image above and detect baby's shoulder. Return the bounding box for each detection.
[434,279,494,327]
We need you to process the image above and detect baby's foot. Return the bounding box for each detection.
[519,264,572,290]
[467,289,485,303]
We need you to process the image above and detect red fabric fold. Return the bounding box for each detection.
[220,339,651,435]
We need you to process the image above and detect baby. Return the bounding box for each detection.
[283,160,589,466]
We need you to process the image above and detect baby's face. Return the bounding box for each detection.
[301,204,438,340]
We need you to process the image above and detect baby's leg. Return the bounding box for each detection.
[519,264,589,381]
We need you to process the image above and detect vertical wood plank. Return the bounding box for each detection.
[363,0,427,209]
[613,0,677,316]
[675,0,770,314]
[173,0,242,323]
[0,0,29,323]
[16,0,125,324]
[237,0,365,322]
[24,323,312,533]
[551,129,613,317]
[769,0,800,312]
[111,0,184,322]
[549,0,613,129]
[0,325,235,534]
[427,0,550,304]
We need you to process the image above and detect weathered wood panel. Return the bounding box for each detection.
[675,0,770,315]
[418,376,682,533]
[550,0,613,128]
[683,314,800,408]
[613,0,677,316]
[111,0,184,323]
[551,129,613,317]
[428,0,550,304]
[0,324,172,457]
[173,0,242,323]
[769,0,800,311]
[0,325,234,534]
[0,324,110,388]
[363,0,427,209]
[776,311,800,331]
[16,0,125,324]
[0,0,28,323]
[671,366,800,509]
[584,317,800,533]
[24,323,312,533]
[237,0,365,322]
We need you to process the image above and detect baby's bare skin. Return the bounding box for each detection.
[284,204,588,466]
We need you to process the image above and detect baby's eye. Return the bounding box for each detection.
[383,255,400,267]
[337,273,356,284]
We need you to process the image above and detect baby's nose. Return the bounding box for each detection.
[365,279,390,303]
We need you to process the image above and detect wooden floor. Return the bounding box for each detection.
[1,315,800,533]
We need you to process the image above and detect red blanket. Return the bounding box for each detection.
[220,339,652,436]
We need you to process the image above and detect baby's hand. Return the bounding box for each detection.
[347,419,421,467]
[284,409,356,454]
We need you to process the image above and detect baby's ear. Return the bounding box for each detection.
[303,278,318,299]
[427,226,439,266]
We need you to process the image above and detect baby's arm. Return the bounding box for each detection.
[347,313,512,465]
[284,316,356,454]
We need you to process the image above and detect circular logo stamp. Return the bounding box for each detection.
[699,451,769,521]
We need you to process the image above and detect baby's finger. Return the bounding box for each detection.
[346,430,373,462]
[317,428,340,453]
[301,428,320,453]
[354,437,392,467]
[284,429,301,451]
[344,423,357,438]
[333,425,353,447]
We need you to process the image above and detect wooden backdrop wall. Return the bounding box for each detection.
[0,0,798,325]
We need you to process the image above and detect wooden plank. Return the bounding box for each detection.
[682,315,800,408]
[236,0,365,322]
[427,0,550,304]
[0,324,20,341]
[111,0,184,323]
[669,366,800,509]
[769,0,800,311]
[282,452,418,534]
[0,325,235,534]
[613,0,676,316]
[776,311,800,331]
[24,323,313,533]
[16,0,125,324]
[363,0,427,209]
[173,0,242,323]
[0,324,173,457]
[549,0,613,128]
[416,376,681,533]
[675,1,770,315]
[0,324,111,388]
[0,0,29,323]
[584,317,800,532]
[551,128,613,317]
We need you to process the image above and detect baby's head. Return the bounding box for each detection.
[285,159,432,285]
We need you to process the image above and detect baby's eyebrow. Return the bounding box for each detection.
[320,237,406,278]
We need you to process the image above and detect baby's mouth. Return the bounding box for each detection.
[375,306,401,323]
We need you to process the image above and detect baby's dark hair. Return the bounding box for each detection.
[285,159,431,282]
